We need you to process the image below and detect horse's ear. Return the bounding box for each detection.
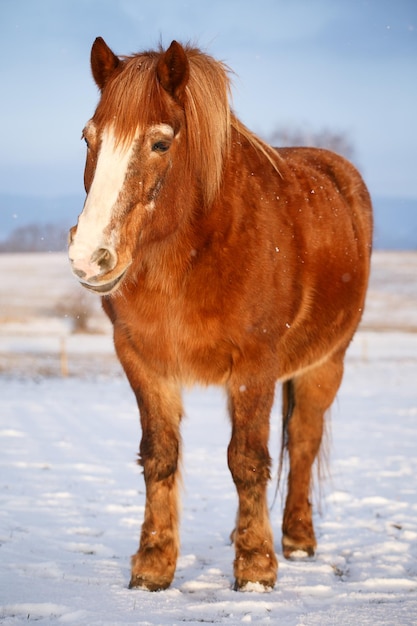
[156,41,190,102]
[90,37,120,90]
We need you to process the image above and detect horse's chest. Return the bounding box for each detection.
[117,293,232,384]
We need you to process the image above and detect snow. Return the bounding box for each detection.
[1,252,417,624]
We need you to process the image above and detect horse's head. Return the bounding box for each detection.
[69,38,198,295]
[69,38,231,295]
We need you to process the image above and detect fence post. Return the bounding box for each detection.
[60,336,69,377]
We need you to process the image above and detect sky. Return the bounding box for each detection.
[0,0,416,202]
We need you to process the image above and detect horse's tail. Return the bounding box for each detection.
[272,378,329,511]
[271,379,295,510]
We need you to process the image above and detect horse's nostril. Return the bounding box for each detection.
[91,247,115,272]
[73,268,87,279]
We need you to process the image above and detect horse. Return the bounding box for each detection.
[68,37,373,592]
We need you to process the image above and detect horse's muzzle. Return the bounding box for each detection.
[69,235,129,295]
[78,268,129,295]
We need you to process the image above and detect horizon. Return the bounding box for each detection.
[1,191,416,251]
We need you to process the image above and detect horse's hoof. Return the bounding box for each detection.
[233,548,277,592]
[129,548,176,591]
[128,573,172,591]
[233,578,275,592]
[282,516,317,560]
[282,535,316,560]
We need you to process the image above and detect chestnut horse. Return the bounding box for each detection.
[69,37,372,591]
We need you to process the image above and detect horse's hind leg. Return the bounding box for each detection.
[227,378,278,590]
[282,352,344,559]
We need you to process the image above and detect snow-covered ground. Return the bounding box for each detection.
[0,252,416,625]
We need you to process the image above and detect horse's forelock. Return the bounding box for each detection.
[94,45,232,206]
[94,53,164,146]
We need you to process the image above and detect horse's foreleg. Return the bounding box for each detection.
[282,354,344,559]
[129,378,182,591]
[227,380,277,590]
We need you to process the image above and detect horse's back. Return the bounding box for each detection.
[274,146,373,247]
[268,145,373,290]
[264,148,373,371]
[235,144,373,378]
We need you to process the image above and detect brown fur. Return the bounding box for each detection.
[70,38,373,591]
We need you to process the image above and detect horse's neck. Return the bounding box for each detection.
[132,220,198,295]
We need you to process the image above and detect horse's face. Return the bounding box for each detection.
[69,118,182,294]
[69,38,189,295]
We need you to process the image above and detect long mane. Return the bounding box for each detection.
[94,44,281,205]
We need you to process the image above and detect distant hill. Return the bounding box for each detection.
[0,193,82,238]
[0,192,416,251]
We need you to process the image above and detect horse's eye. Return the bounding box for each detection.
[83,136,90,149]
[152,141,170,153]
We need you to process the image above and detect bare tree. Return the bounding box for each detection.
[267,127,356,162]
[55,289,96,333]
[0,223,68,252]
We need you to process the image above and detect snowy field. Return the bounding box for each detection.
[0,252,416,625]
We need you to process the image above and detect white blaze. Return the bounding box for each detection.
[69,127,136,278]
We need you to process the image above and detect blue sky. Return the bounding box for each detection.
[0,0,416,200]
